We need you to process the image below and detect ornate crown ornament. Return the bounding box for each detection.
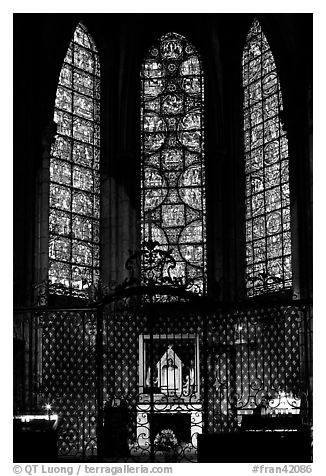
[116,239,186,292]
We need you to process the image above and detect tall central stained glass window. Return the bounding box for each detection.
[49,23,100,298]
[243,19,292,297]
[140,32,207,294]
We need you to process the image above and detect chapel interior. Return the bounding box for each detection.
[13,13,313,463]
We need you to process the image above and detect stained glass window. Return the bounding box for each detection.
[49,23,100,298]
[140,32,206,294]
[243,19,292,297]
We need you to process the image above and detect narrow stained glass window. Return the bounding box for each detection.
[140,32,206,294]
[242,19,292,297]
[49,23,100,298]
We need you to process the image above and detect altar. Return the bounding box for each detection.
[136,402,202,448]
[138,334,200,399]
[137,334,202,448]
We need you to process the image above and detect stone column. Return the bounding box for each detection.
[33,122,57,305]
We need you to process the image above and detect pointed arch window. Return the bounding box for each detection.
[49,23,100,298]
[242,19,292,297]
[140,32,206,294]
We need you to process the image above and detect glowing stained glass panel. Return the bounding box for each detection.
[49,23,100,298]
[140,32,206,293]
[243,19,292,297]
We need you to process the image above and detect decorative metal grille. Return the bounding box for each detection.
[102,294,204,463]
[206,304,310,433]
[14,298,312,463]
[140,32,207,294]
[242,19,292,297]
[39,309,98,459]
[49,23,100,298]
